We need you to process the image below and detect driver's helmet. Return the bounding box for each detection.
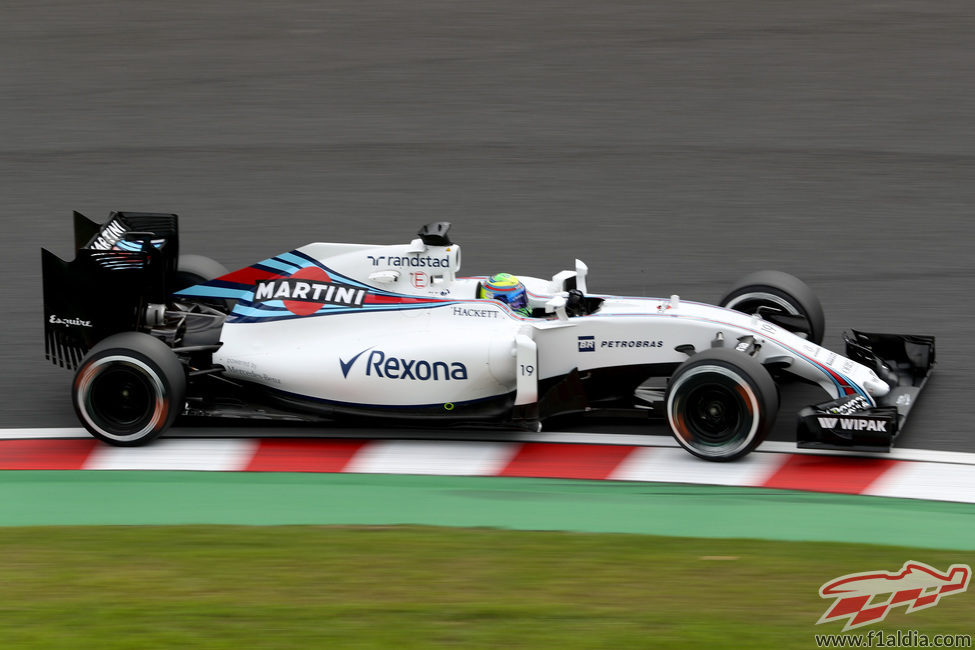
[479,273,530,316]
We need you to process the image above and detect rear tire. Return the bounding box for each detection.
[665,348,778,461]
[73,332,186,446]
[175,254,231,312]
[719,270,825,345]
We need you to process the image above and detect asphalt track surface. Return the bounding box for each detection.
[2,1,974,453]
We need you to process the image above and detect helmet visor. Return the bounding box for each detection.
[495,286,527,311]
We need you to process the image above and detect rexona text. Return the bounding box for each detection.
[365,350,468,381]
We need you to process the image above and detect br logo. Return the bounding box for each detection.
[817,561,970,631]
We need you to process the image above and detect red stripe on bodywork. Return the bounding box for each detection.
[363,294,451,305]
[0,439,99,470]
[217,266,283,286]
[762,454,898,494]
[499,443,638,480]
[244,439,367,472]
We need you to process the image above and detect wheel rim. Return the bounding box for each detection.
[90,366,154,428]
[723,291,813,339]
[684,385,745,444]
[76,357,166,441]
[724,292,799,317]
[667,365,760,458]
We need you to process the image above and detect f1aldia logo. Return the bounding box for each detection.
[817,561,970,631]
[255,267,366,316]
[340,347,468,381]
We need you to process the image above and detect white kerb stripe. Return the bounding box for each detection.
[757,440,975,466]
[863,461,975,504]
[344,440,519,476]
[84,439,258,471]
[609,446,788,486]
[3,429,975,467]
[0,428,89,439]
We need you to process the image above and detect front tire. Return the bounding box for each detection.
[175,254,229,289]
[73,332,186,446]
[719,270,825,345]
[666,348,778,461]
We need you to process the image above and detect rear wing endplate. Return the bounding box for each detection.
[42,211,179,368]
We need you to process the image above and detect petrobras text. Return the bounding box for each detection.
[601,340,664,348]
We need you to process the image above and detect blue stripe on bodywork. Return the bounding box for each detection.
[230,303,289,317]
[276,251,318,270]
[174,286,253,300]
[258,257,302,274]
[226,301,463,323]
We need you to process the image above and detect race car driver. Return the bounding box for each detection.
[478,273,531,316]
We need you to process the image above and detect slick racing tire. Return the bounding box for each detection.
[719,270,825,345]
[73,332,186,446]
[665,348,778,461]
[175,254,231,312]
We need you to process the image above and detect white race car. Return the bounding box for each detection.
[42,213,935,460]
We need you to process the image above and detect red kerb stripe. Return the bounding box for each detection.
[0,439,99,470]
[499,442,638,480]
[762,454,898,494]
[244,439,367,472]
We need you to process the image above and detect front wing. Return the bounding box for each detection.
[797,330,935,452]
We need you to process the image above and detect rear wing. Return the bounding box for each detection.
[42,211,179,369]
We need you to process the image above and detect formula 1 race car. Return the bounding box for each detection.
[42,212,935,460]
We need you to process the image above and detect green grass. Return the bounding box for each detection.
[0,526,972,649]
